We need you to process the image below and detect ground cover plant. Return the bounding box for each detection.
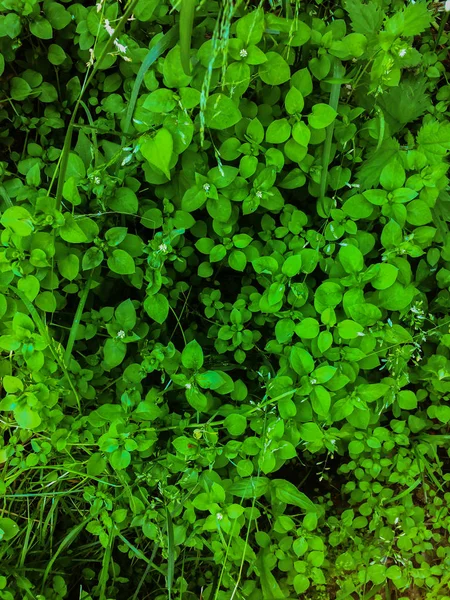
[1,0,450,598]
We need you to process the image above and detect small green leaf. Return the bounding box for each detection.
[140,128,173,179]
[144,293,169,324]
[204,94,242,130]
[181,340,204,370]
[308,103,337,129]
[107,250,135,275]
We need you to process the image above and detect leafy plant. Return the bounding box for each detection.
[0,0,450,598]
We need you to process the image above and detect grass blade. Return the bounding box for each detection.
[319,60,343,202]
[166,508,175,600]
[180,0,196,76]
[63,270,93,367]
[121,25,178,144]
[41,517,91,588]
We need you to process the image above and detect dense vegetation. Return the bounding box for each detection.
[1,0,450,598]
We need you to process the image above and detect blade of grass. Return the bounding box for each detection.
[319,60,343,202]
[55,0,139,209]
[63,270,93,367]
[115,530,166,576]
[434,10,449,50]
[180,0,196,76]
[121,25,178,145]
[41,517,91,588]
[166,508,175,600]
[98,527,115,599]
[0,184,13,208]
[131,544,159,600]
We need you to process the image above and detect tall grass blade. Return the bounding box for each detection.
[319,60,343,202]
[63,270,93,367]
[41,517,91,588]
[180,0,196,76]
[166,508,175,600]
[121,26,178,144]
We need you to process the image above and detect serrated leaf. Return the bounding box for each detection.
[417,120,450,165]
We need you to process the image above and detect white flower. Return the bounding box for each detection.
[159,243,168,253]
[445,0,450,11]
[185,383,192,389]
[96,2,103,12]
[399,48,407,58]
[256,191,263,198]
[310,378,317,385]
[94,176,101,185]
[216,513,223,521]
[104,19,114,36]
[239,49,248,58]
[203,183,210,192]
[114,39,127,54]
[117,330,126,339]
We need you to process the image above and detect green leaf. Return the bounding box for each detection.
[1,206,34,236]
[311,385,331,416]
[224,414,247,436]
[406,200,432,226]
[345,0,385,35]
[110,449,131,470]
[295,318,320,339]
[282,255,302,277]
[0,518,20,541]
[107,250,135,275]
[371,263,398,289]
[204,94,242,130]
[60,214,88,243]
[290,346,315,374]
[228,477,269,499]
[181,340,204,370]
[381,220,403,248]
[185,386,208,411]
[272,480,317,512]
[103,339,127,369]
[116,299,136,331]
[3,376,23,393]
[228,250,247,271]
[337,319,364,339]
[266,119,291,144]
[378,282,416,311]
[308,104,337,129]
[82,247,104,270]
[35,291,57,313]
[294,574,310,594]
[285,87,304,114]
[144,293,169,324]
[416,120,450,165]
[259,52,291,85]
[15,405,41,429]
[339,244,364,273]
[30,17,53,39]
[236,8,265,44]
[109,188,138,214]
[299,422,323,442]
[140,128,173,179]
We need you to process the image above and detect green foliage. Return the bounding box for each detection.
[1,0,450,599]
